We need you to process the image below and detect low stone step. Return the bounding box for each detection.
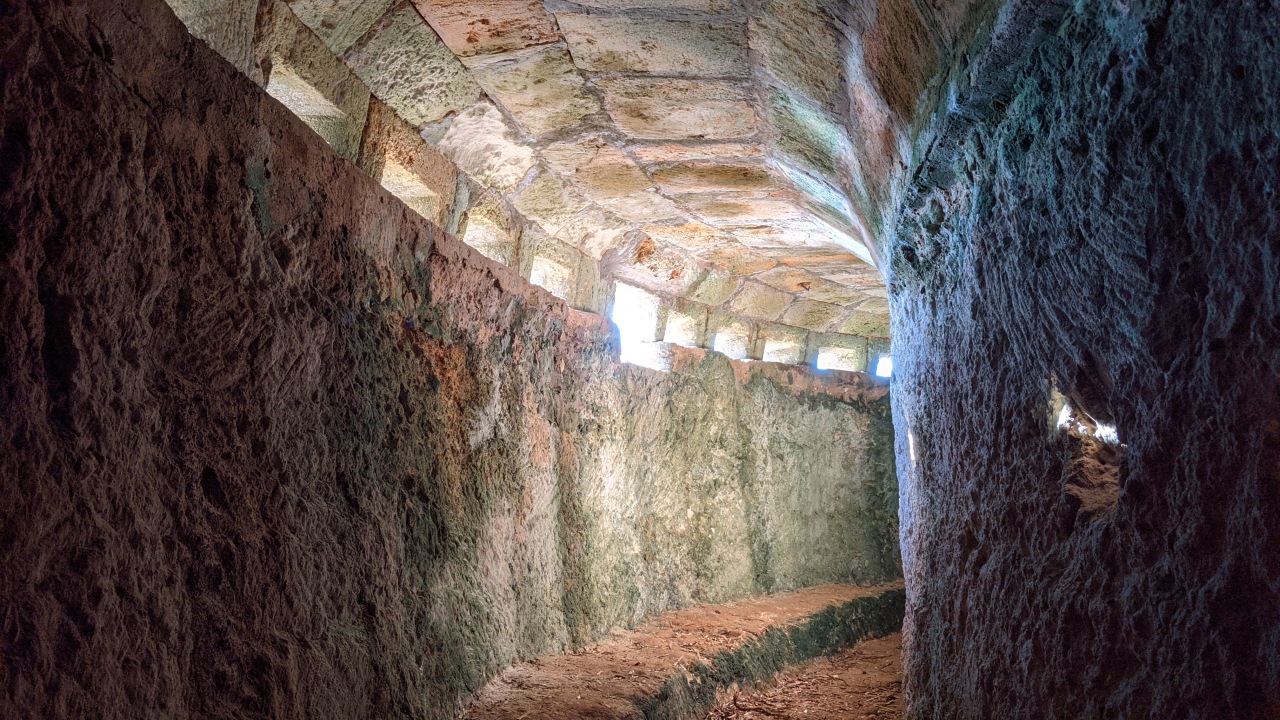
[461,583,906,720]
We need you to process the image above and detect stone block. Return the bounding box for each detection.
[781,300,844,332]
[796,279,865,305]
[597,77,756,140]
[812,262,884,289]
[528,255,575,300]
[757,323,810,364]
[258,2,371,160]
[435,101,535,191]
[597,191,685,224]
[571,252,608,312]
[777,161,858,227]
[630,141,766,165]
[701,247,778,275]
[165,0,259,74]
[413,0,560,58]
[651,162,777,194]
[663,305,708,347]
[541,140,602,174]
[836,311,890,337]
[379,160,445,223]
[856,297,889,314]
[555,145,653,200]
[469,45,600,137]
[286,0,394,53]
[865,337,890,367]
[772,250,863,269]
[556,206,631,259]
[642,222,733,254]
[749,0,841,105]
[814,338,868,372]
[526,225,581,268]
[557,14,746,76]
[852,0,938,119]
[730,223,830,250]
[460,191,518,264]
[729,281,793,321]
[754,265,821,293]
[709,317,751,358]
[684,194,806,227]
[844,78,901,213]
[512,172,591,237]
[767,90,851,177]
[572,0,735,10]
[358,99,458,222]
[343,4,480,126]
[690,271,742,306]
[614,240,704,297]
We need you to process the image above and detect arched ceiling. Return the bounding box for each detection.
[169,0,989,342]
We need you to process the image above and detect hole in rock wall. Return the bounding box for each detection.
[460,216,514,265]
[663,309,701,348]
[817,346,865,372]
[762,338,804,364]
[711,322,749,360]
[379,160,441,222]
[264,64,350,151]
[529,256,573,301]
[611,282,667,370]
[874,356,893,378]
[1049,385,1123,521]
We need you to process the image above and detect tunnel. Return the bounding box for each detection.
[1,0,1277,717]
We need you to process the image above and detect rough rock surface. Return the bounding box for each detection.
[0,1,899,718]
[887,0,1280,717]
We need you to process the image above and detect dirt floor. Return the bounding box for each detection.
[705,633,904,720]
[461,584,901,719]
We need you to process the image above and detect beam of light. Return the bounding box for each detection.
[874,356,893,378]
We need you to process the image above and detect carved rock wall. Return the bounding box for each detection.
[0,0,898,717]
[887,1,1280,716]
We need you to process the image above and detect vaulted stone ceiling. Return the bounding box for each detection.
[307,0,896,331]
[169,0,984,344]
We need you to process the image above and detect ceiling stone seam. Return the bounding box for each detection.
[165,0,893,359]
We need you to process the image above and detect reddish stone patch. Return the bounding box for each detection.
[413,0,561,57]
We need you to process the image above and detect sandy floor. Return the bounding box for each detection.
[461,584,901,720]
[705,633,905,720]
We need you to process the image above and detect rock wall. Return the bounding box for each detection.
[887,0,1280,717]
[0,0,898,717]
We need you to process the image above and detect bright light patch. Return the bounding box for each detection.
[663,310,700,347]
[1057,402,1122,445]
[529,257,573,301]
[264,65,351,151]
[612,282,664,368]
[1094,423,1120,445]
[461,218,512,264]
[1056,404,1075,430]
[711,325,749,359]
[874,356,893,378]
[265,65,345,118]
[379,160,440,220]
[816,347,861,372]
[761,339,803,364]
